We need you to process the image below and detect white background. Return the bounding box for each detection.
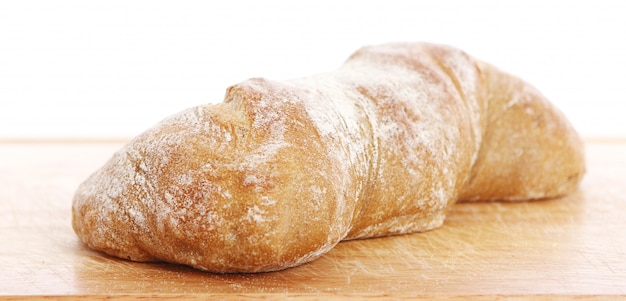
[1,0,625,139]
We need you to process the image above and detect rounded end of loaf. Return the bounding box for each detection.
[72,173,159,263]
[458,62,586,201]
[72,80,355,273]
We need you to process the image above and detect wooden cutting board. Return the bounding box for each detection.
[1,141,625,299]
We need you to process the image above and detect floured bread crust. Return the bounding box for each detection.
[72,42,585,273]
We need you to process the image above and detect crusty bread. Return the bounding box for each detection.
[72,42,585,273]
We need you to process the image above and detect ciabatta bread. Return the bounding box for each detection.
[72,42,585,273]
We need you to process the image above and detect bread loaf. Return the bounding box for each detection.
[72,42,585,273]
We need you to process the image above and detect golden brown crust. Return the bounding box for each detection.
[458,61,585,201]
[72,42,585,273]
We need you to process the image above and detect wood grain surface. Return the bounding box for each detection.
[1,141,625,299]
